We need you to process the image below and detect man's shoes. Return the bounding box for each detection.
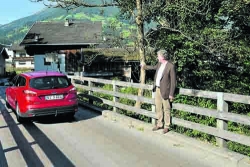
[152,126,163,131]
[163,128,169,134]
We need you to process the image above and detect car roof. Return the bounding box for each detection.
[21,71,67,78]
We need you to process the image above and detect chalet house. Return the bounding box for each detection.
[9,44,34,69]
[19,20,140,81]
[0,44,9,76]
[19,20,103,75]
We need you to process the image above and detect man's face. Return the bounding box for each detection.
[157,54,164,63]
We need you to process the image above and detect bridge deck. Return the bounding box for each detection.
[0,86,249,167]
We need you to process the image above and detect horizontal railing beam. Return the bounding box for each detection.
[71,76,153,90]
[172,118,250,147]
[76,85,154,105]
[78,98,156,119]
[178,88,250,104]
[173,103,250,126]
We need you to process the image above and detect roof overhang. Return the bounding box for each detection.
[24,44,97,55]
[0,48,9,59]
[20,43,100,46]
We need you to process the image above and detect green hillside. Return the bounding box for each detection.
[0,6,123,45]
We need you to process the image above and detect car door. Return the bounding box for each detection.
[7,75,19,108]
[14,76,27,112]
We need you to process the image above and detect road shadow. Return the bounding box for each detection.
[32,106,101,125]
[0,92,75,167]
[23,122,75,167]
[31,115,77,124]
[0,100,45,167]
[0,141,8,167]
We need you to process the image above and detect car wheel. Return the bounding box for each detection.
[5,95,11,109]
[16,103,26,123]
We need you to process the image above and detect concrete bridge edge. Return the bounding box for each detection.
[100,109,250,167]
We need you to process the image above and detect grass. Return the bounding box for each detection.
[6,66,33,74]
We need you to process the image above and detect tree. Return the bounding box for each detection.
[135,0,146,107]
[144,0,250,93]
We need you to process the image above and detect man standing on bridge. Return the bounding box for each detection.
[141,49,176,134]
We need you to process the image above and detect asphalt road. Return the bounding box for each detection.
[0,86,244,167]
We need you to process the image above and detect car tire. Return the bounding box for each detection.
[16,103,26,123]
[5,95,11,109]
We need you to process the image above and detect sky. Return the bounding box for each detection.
[0,0,45,25]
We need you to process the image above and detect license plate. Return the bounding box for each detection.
[45,95,64,100]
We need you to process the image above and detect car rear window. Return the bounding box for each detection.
[29,76,70,90]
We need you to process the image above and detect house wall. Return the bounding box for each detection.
[34,54,66,74]
[5,48,13,63]
[0,55,5,76]
[15,61,34,68]
[14,51,34,69]
[32,50,138,81]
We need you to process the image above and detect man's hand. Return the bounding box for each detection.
[169,96,174,102]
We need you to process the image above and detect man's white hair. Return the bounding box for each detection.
[157,50,169,60]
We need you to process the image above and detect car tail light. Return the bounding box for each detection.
[23,90,37,96]
[69,87,77,94]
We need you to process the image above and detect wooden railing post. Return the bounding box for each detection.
[216,92,228,148]
[88,80,93,104]
[152,91,156,125]
[112,80,118,112]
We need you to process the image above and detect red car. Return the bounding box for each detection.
[5,71,78,123]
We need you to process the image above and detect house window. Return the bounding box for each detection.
[44,58,51,65]
[20,53,26,57]
[19,61,26,65]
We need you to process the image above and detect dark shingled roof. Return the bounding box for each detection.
[20,21,103,46]
[0,44,9,59]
